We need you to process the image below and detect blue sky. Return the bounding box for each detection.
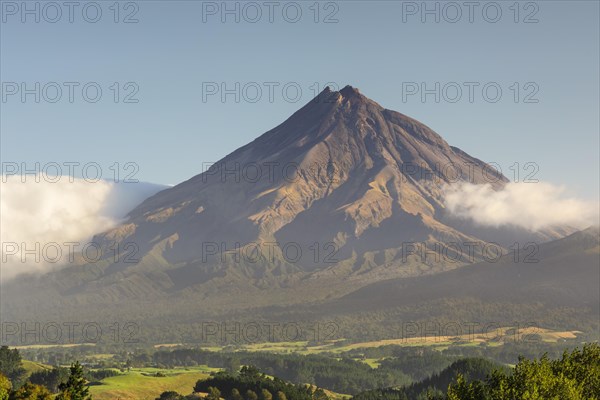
[1,0,598,199]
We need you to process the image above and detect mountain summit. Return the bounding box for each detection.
[92,86,559,283]
[100,86,500,266]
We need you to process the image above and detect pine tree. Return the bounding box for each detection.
[56,361,92,400]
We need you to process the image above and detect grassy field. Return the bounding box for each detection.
[360,358,382,368]
[328,327,580,353]
[88,366,219,400]
[87,366,348,400]
[22,359,53,375]
[183,326,581,356]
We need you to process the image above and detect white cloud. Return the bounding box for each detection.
[443,181,599,231]
[0,176,164,280]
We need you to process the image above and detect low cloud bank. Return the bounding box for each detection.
[443,182,599,231]
[0,176,165,280]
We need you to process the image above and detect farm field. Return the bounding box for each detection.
[88,366,218,400]
[186,326,581,355]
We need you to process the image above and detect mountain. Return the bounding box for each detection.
[91,85,564,281]
[1,86,589,343]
